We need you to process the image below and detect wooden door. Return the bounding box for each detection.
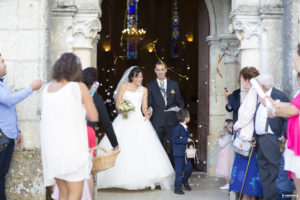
[196,0,209,171]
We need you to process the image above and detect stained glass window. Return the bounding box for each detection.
[127,0,138,59]
[172,0,179,58]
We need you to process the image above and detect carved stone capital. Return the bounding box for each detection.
[231,14,262,49]
[207,34,240,63]
[73,17,101,40]
[219,35,240,58]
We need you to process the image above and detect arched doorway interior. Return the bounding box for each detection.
[96,0,209,171]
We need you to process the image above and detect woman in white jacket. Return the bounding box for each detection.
[228,67,263,200]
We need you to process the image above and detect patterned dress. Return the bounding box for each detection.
[229,153,263,197]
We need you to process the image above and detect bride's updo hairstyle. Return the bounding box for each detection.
[128,66,143,82]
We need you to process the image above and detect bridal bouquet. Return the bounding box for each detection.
[118,99,136,119]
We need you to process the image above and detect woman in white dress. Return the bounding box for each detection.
[97,66,174,190]
[40,53,98,200]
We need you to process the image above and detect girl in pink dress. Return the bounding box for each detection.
[215,119,234,190]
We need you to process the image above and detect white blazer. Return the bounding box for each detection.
[233,87,257,141]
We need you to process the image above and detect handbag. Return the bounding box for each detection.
[232,131,251,157]
[0,128,9,152]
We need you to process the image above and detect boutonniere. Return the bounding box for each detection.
[170,89,176,96]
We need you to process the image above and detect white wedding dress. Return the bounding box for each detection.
[97,86,174,190]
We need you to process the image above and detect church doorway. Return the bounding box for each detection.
[96,0,209,171]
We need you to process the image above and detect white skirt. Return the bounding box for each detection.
[284,145,300,179]
[97,113,174,190]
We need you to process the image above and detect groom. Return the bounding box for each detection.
[147,61,184,165]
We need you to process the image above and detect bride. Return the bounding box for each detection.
[97,66,174,190]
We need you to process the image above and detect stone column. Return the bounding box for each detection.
[51,0,101,69]
[231,12,262,70]
[51,2,77,69]
[73,12,101,69]
[206,34,239,175]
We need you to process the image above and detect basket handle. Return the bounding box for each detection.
[187,140,195,148]
[90,146,109,154]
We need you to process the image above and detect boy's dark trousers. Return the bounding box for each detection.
[174,156,192,190]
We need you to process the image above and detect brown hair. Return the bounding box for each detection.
[52,53,82,82]
[155,60,167,69]
[240,66,260,81]
[297,43,300,56]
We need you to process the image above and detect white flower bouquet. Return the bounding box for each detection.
[118,99,136,119]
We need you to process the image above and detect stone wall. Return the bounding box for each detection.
[0,0,102,199]
[205,0,240,175]
[0,0,50,199]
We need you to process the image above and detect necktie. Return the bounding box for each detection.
[159,81,167,105]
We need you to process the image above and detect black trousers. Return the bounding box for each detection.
[154,123,175,166]
[0,139,15,200]
[257,134,281,200]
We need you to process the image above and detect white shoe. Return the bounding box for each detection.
[219,184,229,190]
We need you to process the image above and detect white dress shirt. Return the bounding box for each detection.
[255,88,274,135]
[180,122,188,131]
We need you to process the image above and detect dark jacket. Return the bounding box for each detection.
[172,123,190,157]
[147,79,184,128]
[88,93,118,148]
[226,89,240,124]
[254,88,289,138]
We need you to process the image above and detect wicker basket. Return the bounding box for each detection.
[90,146,120,174]
[186,141,197,159]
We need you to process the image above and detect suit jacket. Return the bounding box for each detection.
[172,123,190,157]
[226,89,240,124]
[87,93,118,148]
[147,79,184,128]
[254,88,289,139]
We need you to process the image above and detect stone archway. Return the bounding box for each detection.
[204,0,240,175]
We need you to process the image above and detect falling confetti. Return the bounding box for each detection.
[66,36,74,45]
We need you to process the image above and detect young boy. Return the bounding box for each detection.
[172,108,193,195]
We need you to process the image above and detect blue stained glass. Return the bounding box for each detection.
[127,0,138,59]
[172,0,179,58]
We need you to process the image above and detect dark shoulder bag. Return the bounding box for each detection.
[0,128,9,152]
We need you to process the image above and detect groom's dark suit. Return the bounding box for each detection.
[147,79,184,155]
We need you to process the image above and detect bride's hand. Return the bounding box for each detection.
[147,108,153,118]
[144,112,151,121]
[144,114,150,121]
